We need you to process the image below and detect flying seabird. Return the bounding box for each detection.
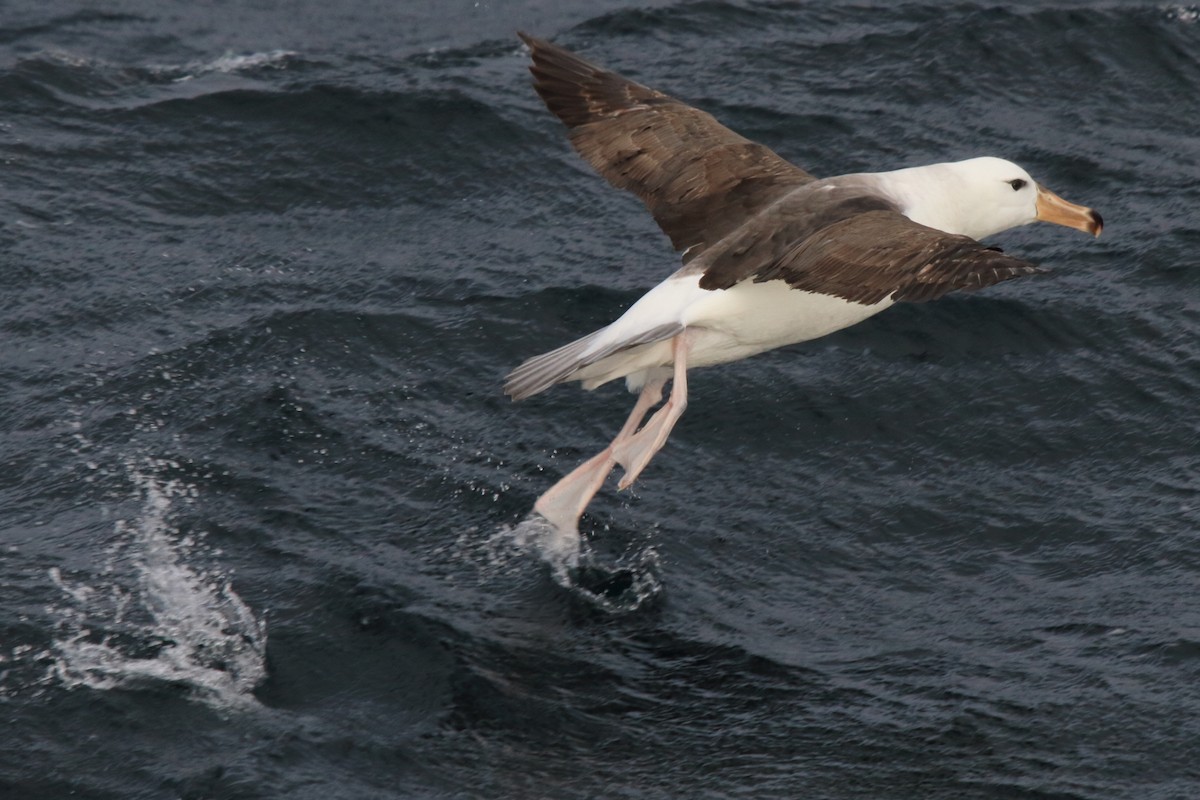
[506,33,1102,536]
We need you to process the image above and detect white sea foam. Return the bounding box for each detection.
[46,468,266,709]
[1163,5,1200,23]
[167,50,298,82]
[30,47,297,75]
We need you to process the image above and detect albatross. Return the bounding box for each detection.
[506,33,1102,536]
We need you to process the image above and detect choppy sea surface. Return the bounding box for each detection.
[1,2,1198,798]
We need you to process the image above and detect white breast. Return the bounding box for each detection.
[681,277,893,367]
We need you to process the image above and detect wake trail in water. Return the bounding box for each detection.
[45,466,266,709]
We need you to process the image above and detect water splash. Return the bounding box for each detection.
[46,469,266,708]
[504,514,583,579]
[461,514,664,613]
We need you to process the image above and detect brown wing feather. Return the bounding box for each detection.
[746,210,1044,305]
[697,194,898,291]
[518,33,816,262]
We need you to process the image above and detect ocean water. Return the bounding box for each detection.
[1,2,1198,798]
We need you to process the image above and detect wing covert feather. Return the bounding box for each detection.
[745,211,1044,305]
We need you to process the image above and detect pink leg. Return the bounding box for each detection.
[614,335,690,490]
[533,375,667,534]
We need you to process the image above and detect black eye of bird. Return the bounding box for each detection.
[1009,178,1028,191]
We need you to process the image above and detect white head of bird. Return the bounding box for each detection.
[881,156,1102,241]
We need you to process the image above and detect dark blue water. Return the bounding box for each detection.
[2,2,1199,798]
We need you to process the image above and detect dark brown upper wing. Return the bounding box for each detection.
[700,208,1044,304]
[518,33,816,262]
